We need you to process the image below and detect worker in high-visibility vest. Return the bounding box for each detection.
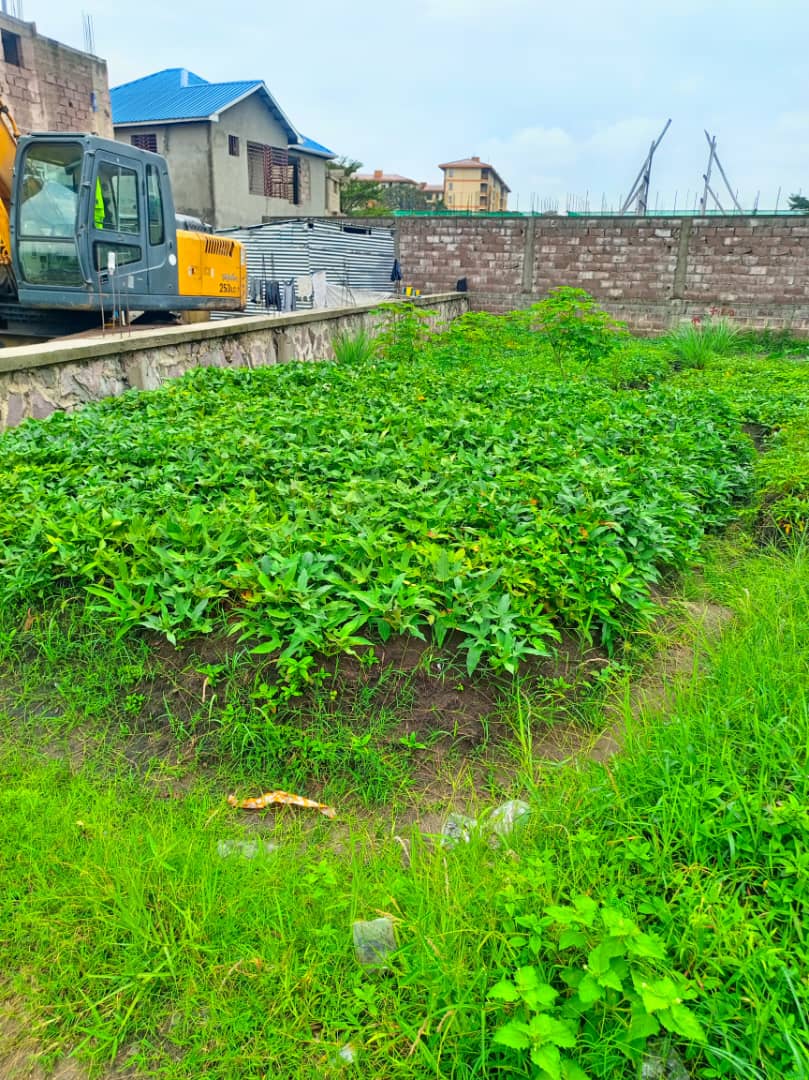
[94,177,105,229]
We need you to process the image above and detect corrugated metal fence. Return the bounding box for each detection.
[216,218,396,315]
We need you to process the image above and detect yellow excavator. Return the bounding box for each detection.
[0,99,246,337]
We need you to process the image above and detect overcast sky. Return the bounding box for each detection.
[24,0,809,210]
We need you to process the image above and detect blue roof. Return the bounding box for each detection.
[111,68,298,140]
[297,135,335,159]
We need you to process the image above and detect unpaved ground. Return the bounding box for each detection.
[0,1001,135,1080]
[0,599,733,1078]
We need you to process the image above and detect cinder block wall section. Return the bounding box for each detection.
[398,216,809,333]
[0,12,113,137]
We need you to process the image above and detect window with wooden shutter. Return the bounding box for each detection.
[131,133,157,153]
[247,142,294,201]
[267,147,289,198]
[247,142,265,195]
[228,135,240,157]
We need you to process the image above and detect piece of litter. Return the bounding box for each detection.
[440,813,477,849]
[216,838,279,860]
[487,799,531,842]
[335,1043,356,1064]
[352,917,397,967]
[227,790,336,819]
[641,1049,689,1080]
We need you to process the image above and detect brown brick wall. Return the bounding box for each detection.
[398,217,524,297]
[0,13,113,137]
[532,219,678,301]
[397,214,809,334]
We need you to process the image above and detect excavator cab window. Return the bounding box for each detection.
[17,141,83,286]
[94,162,140,234]
[91,161,143,271]
[146,165,165,246]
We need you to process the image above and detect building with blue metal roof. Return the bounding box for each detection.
[111,68,339,227]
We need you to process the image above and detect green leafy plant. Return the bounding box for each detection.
[528,287,627,371]
[489,898,705,1079]
[374,300,435,364]
[0,306,757,685]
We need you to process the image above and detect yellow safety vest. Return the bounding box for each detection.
[94,178,104,229]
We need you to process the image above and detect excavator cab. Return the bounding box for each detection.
[9,134,245,317]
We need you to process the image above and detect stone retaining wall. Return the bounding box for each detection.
[0,295,466,431]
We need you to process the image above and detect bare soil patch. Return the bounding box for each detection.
[0,998,135,1080]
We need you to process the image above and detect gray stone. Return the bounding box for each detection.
[68,364,105,395]
[5,392,26,428]
[216,838,279,860]
[352,917,397,968]
[441,813,477,849]
[29,391,55,420]
[333,1043,356,1065]
[123,355,148,390]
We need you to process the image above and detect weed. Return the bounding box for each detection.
[332,328,376,365]
[667,317,739,368]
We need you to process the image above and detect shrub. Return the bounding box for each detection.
[374,301,435,364]
[529,287,628,371]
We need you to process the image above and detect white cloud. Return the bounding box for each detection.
[587,117,663,156]
[485,126,578,166]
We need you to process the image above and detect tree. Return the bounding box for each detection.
[328,158,446,216]
[788,194,809,212]
[380,182,432,212]
[328,157,389,217]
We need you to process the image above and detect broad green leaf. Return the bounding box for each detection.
[493,1021,531,1051]
[559,929,588,951]
[633,975,682,1014]
[659,1002,707,1043]
[488,979,520,1003]
[587,937,626,977]
[527,1013,577,1049]
[531,1043,562,1080]
[545,905,580,926]
[627,1009,660,1042]
[571,896,598,924]
[561,1061,591,1080]
[576,973,603,1005]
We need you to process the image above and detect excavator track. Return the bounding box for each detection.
[0,301,104,341]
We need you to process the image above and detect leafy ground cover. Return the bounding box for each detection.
[0,308,754,683]
[1,297,809,1078]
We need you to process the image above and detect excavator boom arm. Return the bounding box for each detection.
[0,98,20,287]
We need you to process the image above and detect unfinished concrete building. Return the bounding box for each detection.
[0,11,112,136]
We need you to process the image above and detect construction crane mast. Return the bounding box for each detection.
[620,119,672,215]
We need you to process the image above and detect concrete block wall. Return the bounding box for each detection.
[398,215,809,333]
[0,12,113,137]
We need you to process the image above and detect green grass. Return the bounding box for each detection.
[331,328,377,365]
[2,297,809,1076]
[1,542,808,1078]
[666,317,740,369]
